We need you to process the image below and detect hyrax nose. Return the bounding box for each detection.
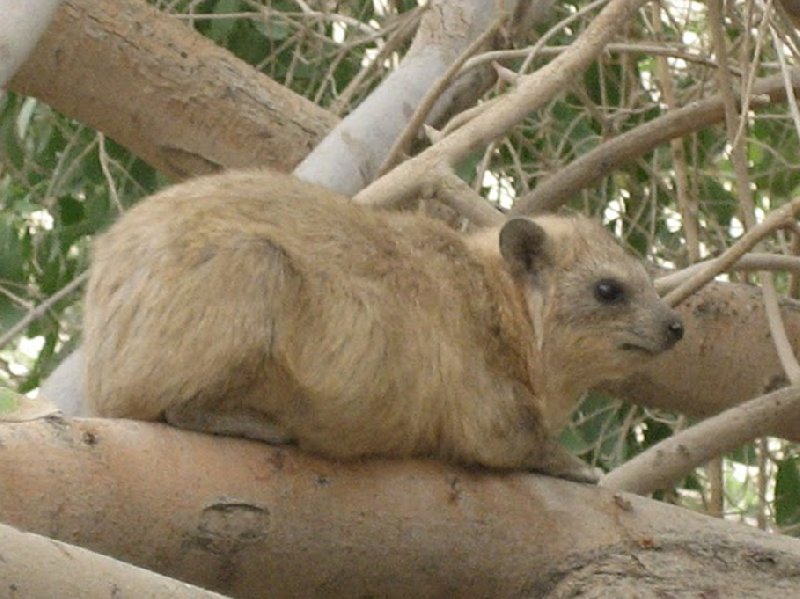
[665,317,684,346]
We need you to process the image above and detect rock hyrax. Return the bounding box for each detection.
[83,170,683,482]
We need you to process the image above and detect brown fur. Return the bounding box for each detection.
[83,170,682,482]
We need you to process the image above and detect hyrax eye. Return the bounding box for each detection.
[594,278,625,304]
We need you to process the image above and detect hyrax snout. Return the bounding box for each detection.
[83,170,682,483]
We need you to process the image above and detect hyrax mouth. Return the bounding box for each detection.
[619,342,658,356]
[619,317,684,356]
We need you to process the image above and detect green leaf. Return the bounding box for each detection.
[0,216,25,283]
[256,19,291,41]
[57,196,86,226]
[209,0,243,42]
[776,458,800,530]
[699,177,737,227]
[0,388,22,414]
[559,427,591,455]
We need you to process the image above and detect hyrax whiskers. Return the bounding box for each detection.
[83,170,683,483]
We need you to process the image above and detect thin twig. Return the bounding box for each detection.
[433,167,504,227]
[762,270,800,384]
[97,133,123,214]
[652,2,700,264]
[710,0,800,384]
[517,0,610,74]
[661,198,800,306]
[655,251,800,293]
[0,272,88,350]
[463,42,728,73]
[329,9,422,116]
[731,0,773,150]
[510,71,798,215]
[772,26,800,145]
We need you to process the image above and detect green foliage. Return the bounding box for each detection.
[0,93,159,390]
[776,457,800,533]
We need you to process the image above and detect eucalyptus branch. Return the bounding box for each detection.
[464,42,726,73]
[433,168,504,227]
[655,252,800,293]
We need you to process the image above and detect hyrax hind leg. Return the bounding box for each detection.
[466,405,599,483]
[164,402,294,445]
[525,437,600,484]
[162,361,300,445]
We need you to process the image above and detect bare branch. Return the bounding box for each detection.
[709,0,800,385]
[0,522,228,598]
[601,386,800,495]
[295,0,524,195]
[510,71,800,215]
[0,273,88,350]
[655,253,800,294]
[4,417,800,596]
[0,0,60,86]
[433,167,504,227]
[662,198,800,307]
[353,0,651,209]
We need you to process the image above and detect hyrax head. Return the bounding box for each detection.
[499,216,683,386]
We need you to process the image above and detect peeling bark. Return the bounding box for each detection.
[2,417,800,598]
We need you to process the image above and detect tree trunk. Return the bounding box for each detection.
[2,416,800,598]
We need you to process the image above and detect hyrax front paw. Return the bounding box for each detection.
[547,462,601,484]
[528,440,600,484]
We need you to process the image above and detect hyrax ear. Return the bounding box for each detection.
[499,218,551,278]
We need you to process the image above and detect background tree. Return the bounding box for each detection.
[4,0,800,596]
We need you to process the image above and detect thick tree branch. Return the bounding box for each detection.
[9,0,338,179]
[601,281,800,441]
[3,417,800,598]
[377,15,508,177]
[0,522,228,598]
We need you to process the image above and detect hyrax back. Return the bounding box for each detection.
[84,170,683,482]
